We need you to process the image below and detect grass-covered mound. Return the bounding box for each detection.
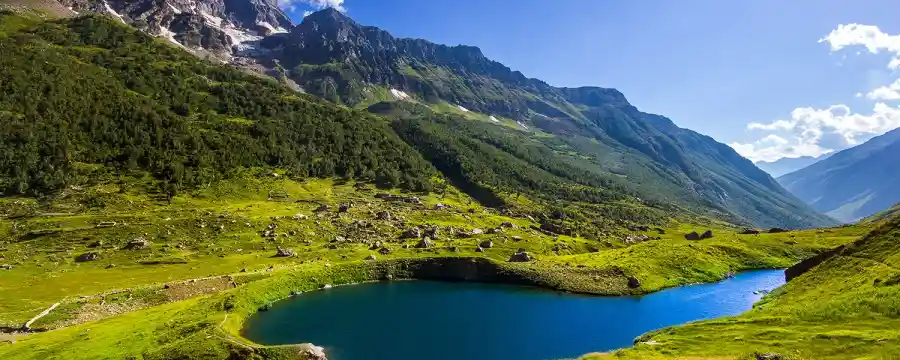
[585,214,900,359]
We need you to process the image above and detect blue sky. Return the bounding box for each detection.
[279,0,900,162]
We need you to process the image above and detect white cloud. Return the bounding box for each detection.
[303,10,313,17]
[731,103,900,162]
[280,0,346,12]
[867,78,900,100]
[733,23,900,163]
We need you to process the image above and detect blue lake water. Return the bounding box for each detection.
[243,270,785,360]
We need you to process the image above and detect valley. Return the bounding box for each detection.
[0,2,898,360]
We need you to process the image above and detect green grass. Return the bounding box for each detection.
[0,169,873,359]
[583,217,900,360]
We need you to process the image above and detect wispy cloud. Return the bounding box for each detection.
[280,0,346,13]
[731,24,900,163]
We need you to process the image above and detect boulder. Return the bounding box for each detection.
[332,235,347,243]
[87,240,103,248]
[508,251,533,262]
[122,237,152,250]
[2,264,12,270]
[740,228,761,235]
[376,211,392,220]
[475,246,485,253]
[365,255,377,261]
[370,240,384,250]
[301,345,328,360]
[511,236,523,242]
[768,228,789,234]
[274,247,295,257]
[75,252,101,262]
[338,204,351,213]
[479,240,493,249]
[258,303,272,312]
[378,247,392,255]
[423,226,440,239]
[314,204,330,212]
[450,246,460,253]
[627,276,641,289]
[754,353,785,360]
[471,228,484,235]
[415,238,435,249]
[500,221,517,229]
[433,203,450,210]
[401,227,422,239]
[700,230,714,239]
[684,232,701,241]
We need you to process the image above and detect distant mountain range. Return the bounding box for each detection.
[755,155,827,178]
[0,2,836,229]
[778,128,900,223]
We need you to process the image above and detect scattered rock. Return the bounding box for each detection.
[479,240,493,249]
[768,228,789,234]
[700,230,714,239]
[475,247,484,253]
[332,235,347,243]
[321,284,333,289]
[292,213,308,220]
[105,264,116,269]
[384,274,394,281]
[423,226,440,239]
[376,211,392,220]
[274,247,295,257]
[87,240,103,248]
[301,345,328,360]
[314,204,330,212]
[2,264,13,270]
[95,221,117,228]
[415,238,435,249]
[75,252,101,262]
[365,255,377,261]
[627,276,641,289]
[500,221,517,229]
[290,290,302,296]
[508,251,533,262]
[754,352,785,360]
[626,224,650,232]
[258,303,272,312]
[624,235,651,244]
[122,237,152,250]
[338,203,351,213]
[433,203,450,210]
[450,246,460,253]
[374,193,421,204]
[401,227,422,239]
[378,247,392,255]
[511,236,523,242]
[684,232,701,241]
[740,228,761,235]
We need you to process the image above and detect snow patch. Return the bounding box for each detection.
[516,121,529,130]
[390,89,411,101]
[168,3,181,14]
[489,116,500,123]
[457,105,469,113]
[67,6,79,15]
[274,27,290,34]
[103,1,125,23]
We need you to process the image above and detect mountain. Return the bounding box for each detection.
[0,12,436,196]
[755,155,825,178]
[778,128,900,223]
[259,9,834,229]
[0,3,835,229]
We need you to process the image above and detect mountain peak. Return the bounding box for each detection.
[304,7,353,24]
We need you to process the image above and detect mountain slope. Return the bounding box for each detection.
[778,128,900,223]
[0,12,436,195]
[266,9,834,229]
[755,155,824,177]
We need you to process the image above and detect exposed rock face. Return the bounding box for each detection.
[58,0,290,58]
[627,276,641,288]
[785,243,851,282]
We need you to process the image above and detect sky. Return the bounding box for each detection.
[278,0,900,163]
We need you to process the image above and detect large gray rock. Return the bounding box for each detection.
[508,251,532,262]
[274,246,295,257]
[75,252,102,262]
[122,237,151,250]
[415,237,435,249]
